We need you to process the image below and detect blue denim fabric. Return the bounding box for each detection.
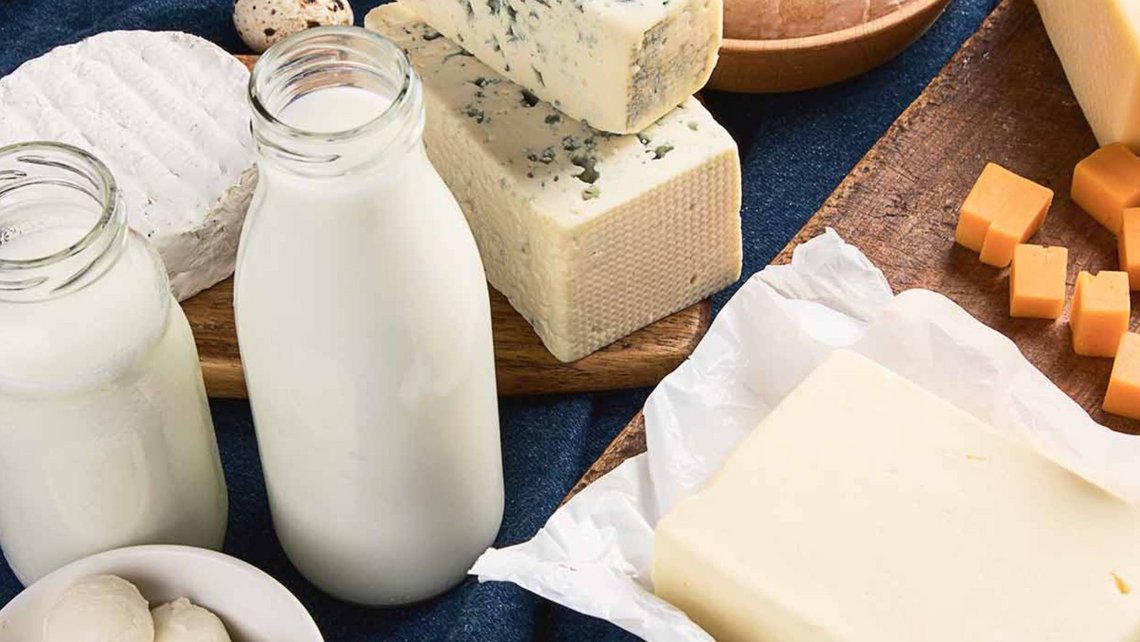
[0,0,999,638]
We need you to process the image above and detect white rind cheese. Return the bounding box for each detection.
[1036,0,1140,148]
[0,31,256,300]
[368,5,742,362]
[394,0,722,134]
[655,350,1140,642]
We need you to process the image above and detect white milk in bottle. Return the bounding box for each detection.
[236,27,504,605]
[0,143,228,584]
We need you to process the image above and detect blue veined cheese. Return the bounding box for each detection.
[367,5,742,362]
[393,0,722,134]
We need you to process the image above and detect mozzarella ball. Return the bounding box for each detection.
[152,598,233,642]
[43,575,154,642]
[234,0,354,53]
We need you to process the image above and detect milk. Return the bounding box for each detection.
[237,39,504,606]
[0,145,228,584]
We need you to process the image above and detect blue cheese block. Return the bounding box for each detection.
[393,0,722,134]
[367,5,742,362]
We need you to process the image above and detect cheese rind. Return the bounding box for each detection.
[394,0,722,134]
[654,350,1140,642]
[0,31,257,301]
[1036,0,1140,148]
[367,6,743,362]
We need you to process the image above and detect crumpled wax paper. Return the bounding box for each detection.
[470,229,1140,641]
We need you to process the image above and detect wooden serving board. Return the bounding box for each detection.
[185,55,711,399]
[566,0,1137,501]
[185,279,710,399]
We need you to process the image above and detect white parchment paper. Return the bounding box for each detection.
[470,230,1140,641]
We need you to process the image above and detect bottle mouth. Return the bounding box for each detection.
[0,141,126,301]
[248,26,423,174]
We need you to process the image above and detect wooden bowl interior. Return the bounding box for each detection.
[710,0,953,93]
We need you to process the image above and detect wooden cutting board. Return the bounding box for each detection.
[566,0,1138,501]
[185,55,712,399]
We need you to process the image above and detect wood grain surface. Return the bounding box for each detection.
[185,55,712,399]
[712,0,951,93]
[185,279,710,398]
[566,0,1136,501]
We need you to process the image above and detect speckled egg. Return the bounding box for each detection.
[234,0,354,53]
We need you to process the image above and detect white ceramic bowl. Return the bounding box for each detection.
[0,545,323,642]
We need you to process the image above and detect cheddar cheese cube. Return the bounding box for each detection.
[1104,333,1140,420]
[1010,244,1067,319]
[1071,271,1131,357]
[1119,208,1140,289]
[1072,144,1140,236]
[955,163,1053,267]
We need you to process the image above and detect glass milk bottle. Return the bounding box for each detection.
[235,27,504,605]
[0,142,228,584]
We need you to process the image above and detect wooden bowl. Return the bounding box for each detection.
[709,0,953,93]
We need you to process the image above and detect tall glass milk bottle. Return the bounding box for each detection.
[0,142,228,585]
[236,27,504,605]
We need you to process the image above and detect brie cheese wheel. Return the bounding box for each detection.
[0,30,256,300]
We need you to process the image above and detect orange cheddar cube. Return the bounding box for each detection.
[1119,208,1140,289]
[955,163,1053,267]
[1104,333,1140,420]
[1071,271,1131,357]
[1071,143,1140,236]
[1010,244,1068,319]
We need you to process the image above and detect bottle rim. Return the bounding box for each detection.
[0,141,128,302]
[0,141,121,271]
[248,25,417,145]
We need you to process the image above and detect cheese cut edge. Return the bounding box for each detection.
[395,0,723,134]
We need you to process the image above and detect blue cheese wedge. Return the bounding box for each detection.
[367,5,742,362]
[0,31,256,301]
[394,0,722,134]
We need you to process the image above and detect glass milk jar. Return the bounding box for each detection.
[236,27,504,605]
[0,142,228,585]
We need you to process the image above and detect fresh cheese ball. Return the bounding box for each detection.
[152,598,233,642]
[43,575,154,642]
[726,0,913,39]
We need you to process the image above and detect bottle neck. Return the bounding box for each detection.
[0,142,127,304]
[248,26,425,179]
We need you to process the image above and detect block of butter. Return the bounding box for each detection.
[392,0,722,134]
[654,350,1140,641]
[367,5,742,362]
[1036,0,1140,148]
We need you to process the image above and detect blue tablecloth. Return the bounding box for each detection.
[0,0,1000,638]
